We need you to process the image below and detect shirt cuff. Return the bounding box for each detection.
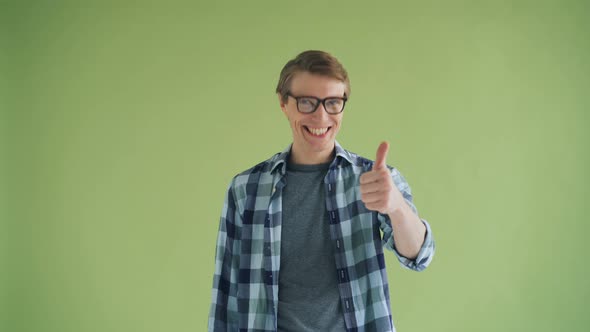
[393,218,435,272]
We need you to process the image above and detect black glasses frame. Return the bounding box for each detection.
[286,92,348,114]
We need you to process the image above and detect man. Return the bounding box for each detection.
[208,50,435,332]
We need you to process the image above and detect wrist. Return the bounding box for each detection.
[387,202,413,224]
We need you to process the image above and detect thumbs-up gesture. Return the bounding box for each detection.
[360,141,406,215]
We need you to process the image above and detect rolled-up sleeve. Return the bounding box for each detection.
[378,167,435,272]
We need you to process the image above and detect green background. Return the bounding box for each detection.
[2,1,589,331]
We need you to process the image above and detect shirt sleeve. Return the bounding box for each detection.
[378,167,435,272]
[208,180,242,331]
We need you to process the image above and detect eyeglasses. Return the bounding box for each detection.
[286,92,347,114]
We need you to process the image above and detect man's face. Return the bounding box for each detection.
[279,72,346,162]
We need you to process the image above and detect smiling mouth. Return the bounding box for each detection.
[304,126,331,137]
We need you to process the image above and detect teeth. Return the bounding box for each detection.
[308,127,329,136]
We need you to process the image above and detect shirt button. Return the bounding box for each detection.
[345,300,352,311]
[339,269,347,282]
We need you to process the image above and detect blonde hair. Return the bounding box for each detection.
[276,50,350,103]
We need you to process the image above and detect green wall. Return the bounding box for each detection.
[3,1,589,331]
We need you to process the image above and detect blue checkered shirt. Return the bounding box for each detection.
[208,141,435,331]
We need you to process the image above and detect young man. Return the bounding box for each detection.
[209,50,435,332]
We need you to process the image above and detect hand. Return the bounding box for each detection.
[360,141,406,215]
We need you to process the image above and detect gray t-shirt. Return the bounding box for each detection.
[277,160,346,332]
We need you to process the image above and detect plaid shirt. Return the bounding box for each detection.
[209,141,435,332]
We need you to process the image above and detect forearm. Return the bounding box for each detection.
[388,202,426,260]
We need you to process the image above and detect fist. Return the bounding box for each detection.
[359,141,406,215]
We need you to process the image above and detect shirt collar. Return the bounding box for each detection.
[270,140,354,175]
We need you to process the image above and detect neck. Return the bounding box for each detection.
[289,142,335,165]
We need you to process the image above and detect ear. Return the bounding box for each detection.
[277,93,287,114]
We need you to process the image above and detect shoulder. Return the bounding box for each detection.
[228,151,282,190]
[339,145,402,178]
[338,145,386,173]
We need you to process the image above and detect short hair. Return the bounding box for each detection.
[276,50,351,103]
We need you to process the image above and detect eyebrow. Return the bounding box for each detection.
[290,93,346,98]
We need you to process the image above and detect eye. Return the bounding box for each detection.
[299,98,315,106]
[326,99,343,107]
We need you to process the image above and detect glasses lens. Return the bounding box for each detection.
[325,98,345,114]
[297,97,318,113]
